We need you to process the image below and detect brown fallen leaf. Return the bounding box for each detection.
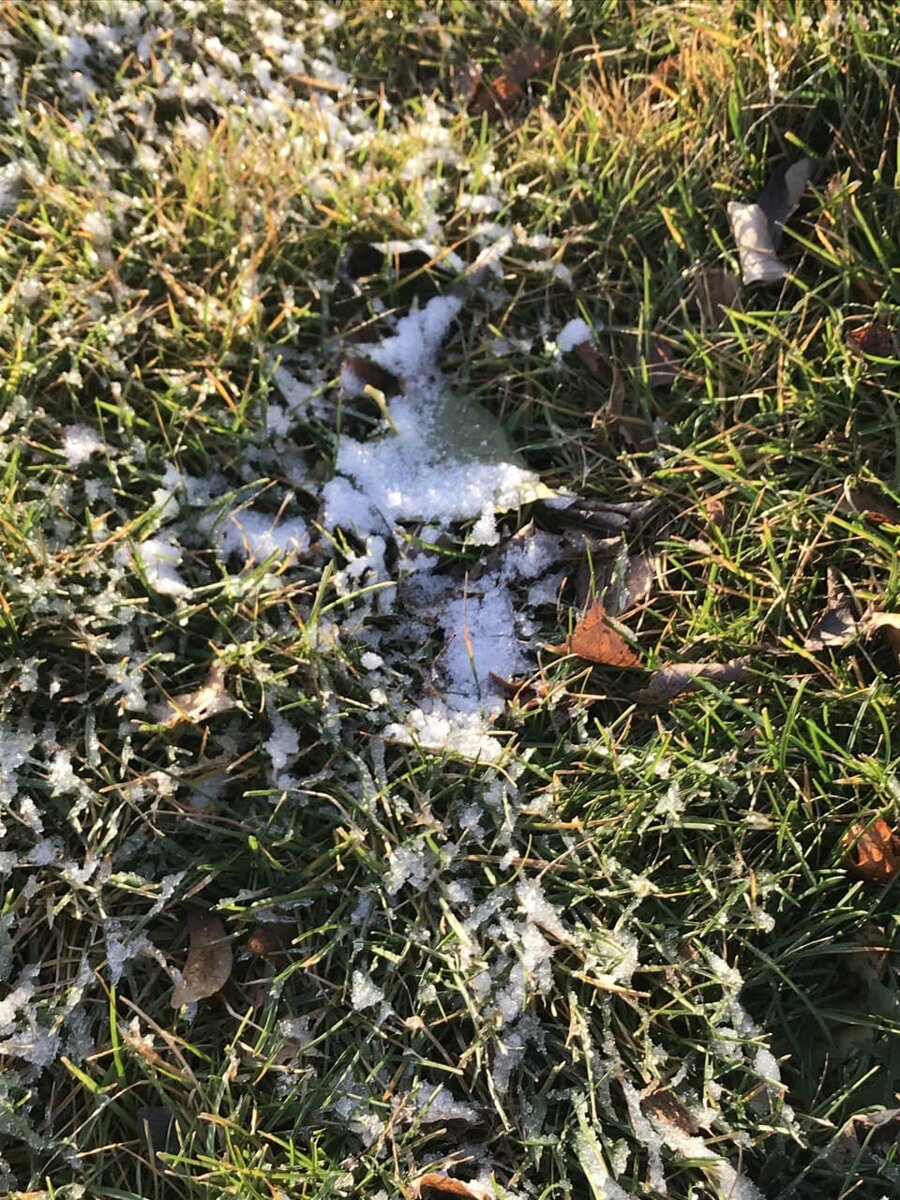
[468,45,553,122]
[488,671,547,712]
[152,661,234,729]
[550,599,641,668]
[341,240,386,280]
[688,269,741,326]
[846,319,893,358]
[631,657,751,705]
[701,495,726,529]
[849,1106,900,1152]
[623,331,683,388]
[341,355,401,397]
[838,487,900,526]
[137,1105,177,1171]
[803,600,858,652]
[573,335,602,376]
[643,1089,701,1136]
[416,1175,492,1200]
[171,908,233,1008]
[860,611,900,664]
[843,819,900,886]
[246,926,285,958]
[802,569,858,653]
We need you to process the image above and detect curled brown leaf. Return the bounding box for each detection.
[631,657,751,706]
[843,819,900,886]
[171,908,232,1008]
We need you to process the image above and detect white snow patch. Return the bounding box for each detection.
[557,317,593,352]
[350,969,384,1011]
[322,293,545,537]
[134,535,190,596]
[61,424,104,466]
[215,507,309,564]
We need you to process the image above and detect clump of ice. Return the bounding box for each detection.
[556,317,593,352]
[133,535,190,596]
[214,506,309,564]
[416,1083,478,1124]
[385,840,431,895]
[322,293,546,539]
[61,424,104,466]
[350,969,384,1011]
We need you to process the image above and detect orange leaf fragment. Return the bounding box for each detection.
[468,45,552,122]
[846,319,893,358]
[555,600,641,668]
[843,819,900,886]
[417,1175,492,1200]
[247,926,285,958]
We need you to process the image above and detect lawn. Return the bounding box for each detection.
[1,2,900,1198]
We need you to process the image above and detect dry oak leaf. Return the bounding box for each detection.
[623,331,683,388]
[846,319,893,358]
[843,819,900,886]
[631,657,751,706]
[171,908,233,1008]
[468,45,553,122]
[860,611,900,664]
[838,488,900,527]
[152,661,234,729]
[415,1175,493,1200]
[550,599,641,668]
[246,926,286,958]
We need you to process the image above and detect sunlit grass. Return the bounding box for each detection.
[1,2,899,1199]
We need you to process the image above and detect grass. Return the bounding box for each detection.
[1,1,900,1197]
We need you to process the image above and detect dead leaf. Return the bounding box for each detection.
[622,552,656,612]
[850,1107,900,1152]
[843,819,900,886]
[727,202,787,284]
[488,671,547,712]
[573,336,602,376]
[631,657,751,705]
[623,332,683,388]
[171,908,233,1007]
[152,661,234,729]
[137,1105,176,1170]
[859,611,900,665]
[533,496,654,536]
[247,926,285,958]
[341,240,386,280]
[643,1090,701,1136]
[756,157,814,250]
[468,45,552,122]
[701,495,726,528]
[688,270,741,326]
[728,157,813,284]
[416,1175,492,1200]
[844,921,887,987]
[838,488,900,526]
[846,319,893,358]
[551,599,641,668]
[803,600,858,652]
[454,59,483,104]
[341,355,401,397]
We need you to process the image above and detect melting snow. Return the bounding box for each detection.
[61,424,104,466]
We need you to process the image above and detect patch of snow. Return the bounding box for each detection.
[134,535,190,596]
[385,706,504,764]
[350,969,384,1011]
[61,424,104,467]
[215,506,309,564]
[557,318,593,352]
